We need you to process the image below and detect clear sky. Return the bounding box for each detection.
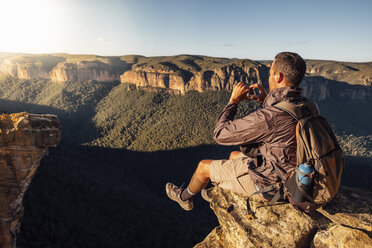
[0,0,371,62]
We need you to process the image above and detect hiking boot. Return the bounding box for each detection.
[165,182,194,211]
[201,188,212,203]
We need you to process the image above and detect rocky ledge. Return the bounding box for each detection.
[195,186,371,248]
[0,112,61,248]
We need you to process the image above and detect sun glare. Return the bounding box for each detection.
[0,0,64,53]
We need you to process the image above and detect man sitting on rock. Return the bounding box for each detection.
[166,52,307,210]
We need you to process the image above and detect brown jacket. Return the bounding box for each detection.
[214,87,305,191]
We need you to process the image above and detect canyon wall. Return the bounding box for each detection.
[121,63,268,94]
[0,55,129,82]
[0,54,371,100]
[302,77,372,101]
[49,61,122,82]
[0,113,61,248]
[0,60,50,80]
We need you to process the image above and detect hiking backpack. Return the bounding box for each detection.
[262,98,345,212]
[273,98,345,212]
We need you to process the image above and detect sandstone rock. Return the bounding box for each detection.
[1,54,371,99]
[0,55,128,82]
[0,112,61,248]
[121,63,269,94]
[317,186,372,233]
[312,224,371,248]
[0,59,49,80]
[50,61,121,82]
[301,77,372,101]
[121,70,186,94]
[195,186,371,248]
[195,187,317,248]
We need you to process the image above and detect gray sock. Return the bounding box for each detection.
[181,187,195,201]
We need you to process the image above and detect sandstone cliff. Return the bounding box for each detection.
[302,76,372,101]
[50,60,123,82]
[0,112,61,248]
[120,56,372,99]
[0,54,129,82]
[194,186,371,248]
[306,60,372,86]
[120,56,268,94]
[1,54,371,100]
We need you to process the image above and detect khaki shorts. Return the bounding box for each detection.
[209,153,267,201]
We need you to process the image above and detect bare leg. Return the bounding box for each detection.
[186,152,240,197]
[188,160,211,193]
[180,160,211,201]
[229,151,241,160]
[166,160,213,210]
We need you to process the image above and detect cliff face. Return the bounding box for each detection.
[0,54,129,82]
[120,56,371,99]
[0,60,50,80]
[121,62,268,94]
[1,54,371,100]
[187,65,266,92]
[306,60,372,86]
[195,186,371,248]
[121,67,187,94]
[0,113,61,248]
[50,61,122,82]
[302,77,372,101]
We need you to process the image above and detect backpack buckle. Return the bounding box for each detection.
[309,171,316,178]
[275,182,282,190]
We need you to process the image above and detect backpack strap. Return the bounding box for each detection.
[248,163,285,204]
[274,98,319,121]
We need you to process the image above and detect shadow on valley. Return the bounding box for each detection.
[16,144,371,248]
[17,144,234,248]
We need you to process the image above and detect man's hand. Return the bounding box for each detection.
[246,83,267,103]
[229,82,250,104]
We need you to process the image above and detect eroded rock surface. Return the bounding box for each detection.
[313,224,371,248]
[0,112,61,248]
[195,186,371,248]
[0,54,129,82]
[121,62,268,94]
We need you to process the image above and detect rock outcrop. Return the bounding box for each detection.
[121,61,268,94]
[306,60,372,86]
[0,113,61,248]
[49,60,122,82]
[1,54,371,99]
[121,67,187,94]
[302,77,372,101]
[195,186,371,248]
[0,54,129,82]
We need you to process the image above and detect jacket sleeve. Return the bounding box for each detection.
[213,102,273,146]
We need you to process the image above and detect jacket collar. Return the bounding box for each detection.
[263,86,303,107]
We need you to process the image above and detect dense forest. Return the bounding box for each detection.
[0,76,370,247]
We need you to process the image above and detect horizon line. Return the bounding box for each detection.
[0,51,371,64]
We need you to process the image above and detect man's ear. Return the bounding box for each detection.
[275,72,283,83]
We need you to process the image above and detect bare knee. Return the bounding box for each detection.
[196,160,212,182]
[229,151,241,160]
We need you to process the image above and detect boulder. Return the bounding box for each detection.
[195,186,371,248]
[312,224,371,248]
[0,112,61,248]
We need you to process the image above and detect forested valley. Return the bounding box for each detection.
[0,76,370,247]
